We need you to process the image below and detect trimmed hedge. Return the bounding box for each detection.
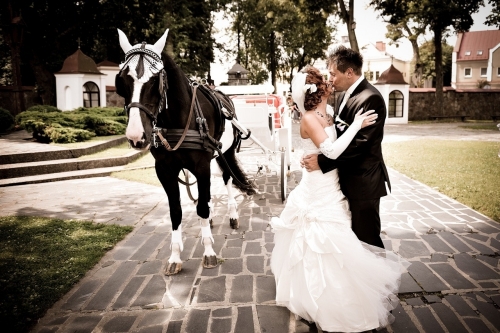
[16,106,127,143]
[0,107,15,133]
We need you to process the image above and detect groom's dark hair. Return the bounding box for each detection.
[327,45,363,75]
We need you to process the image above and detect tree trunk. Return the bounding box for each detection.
[433,25,444,116]
[29,55,56,106]
[338,0,359,52]
[404,24,422,88]
[1,0,25,115]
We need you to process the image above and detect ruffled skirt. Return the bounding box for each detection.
[270,170,409,332]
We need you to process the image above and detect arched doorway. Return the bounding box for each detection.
[83,81,100,107]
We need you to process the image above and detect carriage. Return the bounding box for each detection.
[215,84,293,202]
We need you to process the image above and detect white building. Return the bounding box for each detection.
[54,49,107,111]
[374,65,409,124]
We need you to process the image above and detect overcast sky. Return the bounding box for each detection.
[211,1,496,85]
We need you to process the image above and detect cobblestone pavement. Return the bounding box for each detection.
[1,122,500,333]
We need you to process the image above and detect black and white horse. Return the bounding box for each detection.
[115,29,256,275]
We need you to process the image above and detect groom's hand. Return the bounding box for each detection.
[301,154,320,172]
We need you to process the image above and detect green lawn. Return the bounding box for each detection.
[383,139,500,222]
[0,216,132,332]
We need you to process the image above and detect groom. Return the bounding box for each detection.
[302,45,390,249]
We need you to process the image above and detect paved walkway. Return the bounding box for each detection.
[1,122,500,333]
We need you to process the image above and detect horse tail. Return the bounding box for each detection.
[216,129,257,196]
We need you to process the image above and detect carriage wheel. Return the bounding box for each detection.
[280,149,287,202]
[181,169,198,203]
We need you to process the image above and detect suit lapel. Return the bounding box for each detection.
[342,78,369,122]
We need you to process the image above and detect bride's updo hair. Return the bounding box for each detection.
[303,66,328,111]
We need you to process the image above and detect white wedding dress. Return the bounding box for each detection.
[270,126,408,332]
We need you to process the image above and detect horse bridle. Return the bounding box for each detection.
[121,43,168,125]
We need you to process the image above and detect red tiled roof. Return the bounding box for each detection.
[56,49,103,74]
[455,30,500,61]
[97,60,119,67]
[374,65,408,85]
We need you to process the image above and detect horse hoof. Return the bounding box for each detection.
[203,255,218,268]
[164,262,182,276]
[230,218,239,229]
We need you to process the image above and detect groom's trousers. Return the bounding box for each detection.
[349,198,384,249]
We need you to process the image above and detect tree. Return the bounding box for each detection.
[293,0,359,51]
[485,0,500,27]
[385,21,426,87]
[370,0,483,115]
[419,40,453,87]
[0,0,220,108]
[229,0,335,90]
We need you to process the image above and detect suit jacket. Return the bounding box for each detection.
[317,78,391,200]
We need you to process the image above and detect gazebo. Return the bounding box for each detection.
[227,62,250,86]
[54,49,107,111]
[374,64,409,124]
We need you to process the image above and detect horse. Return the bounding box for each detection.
[115,28,257,275]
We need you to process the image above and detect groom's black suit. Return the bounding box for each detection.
[318,78,390,248]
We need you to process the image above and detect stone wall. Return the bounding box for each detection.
[408,88,500,121]
[106,91,124,108]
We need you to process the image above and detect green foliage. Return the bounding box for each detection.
[485,0,500,27]
[383,139,500,222]
[228,0,336,86]
[0,107,15,132]
[0,216,132,333]
[419,40,454,86]
[26,105,62,113]
[16,106,126,143]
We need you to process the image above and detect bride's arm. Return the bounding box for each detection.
[304,109,377,160]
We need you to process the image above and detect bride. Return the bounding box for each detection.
[270,66,409,333]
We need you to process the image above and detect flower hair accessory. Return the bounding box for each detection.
[303,84,317,94]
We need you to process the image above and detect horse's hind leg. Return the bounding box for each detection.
[224,176,239,229]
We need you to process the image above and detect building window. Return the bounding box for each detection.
[480,68,487,77]
[477,50,483,55]
[388,90,404,118]
[465,51,471,56]
[375,71,380,80]
[364,71,373,81]
[83,82,100,107]
[464,68,472,77]
[497,67,500,76]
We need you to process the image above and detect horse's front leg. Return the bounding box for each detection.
[195,166,218,269]
[155,162,184,276]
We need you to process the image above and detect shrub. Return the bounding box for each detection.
[26,105,61,113]
[44,125,95,143]
[15,106,126,143]
[0,107,15,132]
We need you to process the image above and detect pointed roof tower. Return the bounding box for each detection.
[375,64,407,85]
[56,49,103,75]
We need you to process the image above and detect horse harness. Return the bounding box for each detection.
[121,44,252,189]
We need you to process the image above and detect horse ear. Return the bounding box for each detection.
[117,29,133,54]
[153,29,169,56]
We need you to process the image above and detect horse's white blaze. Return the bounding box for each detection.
[226,178,239,219]
[125,81,145,145]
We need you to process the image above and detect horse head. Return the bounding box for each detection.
[115,29,169,149]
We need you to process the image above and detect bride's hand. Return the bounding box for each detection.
[354,108,378,128]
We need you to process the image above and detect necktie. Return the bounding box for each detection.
[337,92,350,116]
